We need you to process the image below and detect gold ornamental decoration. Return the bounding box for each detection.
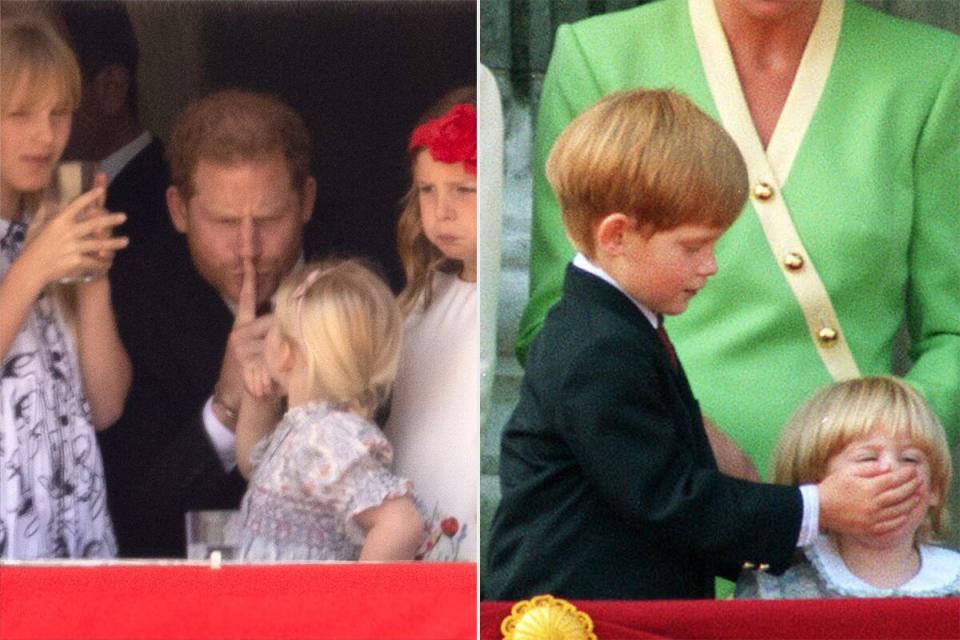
[501,594,597,640]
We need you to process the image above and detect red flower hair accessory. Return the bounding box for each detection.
[408,103,476,174]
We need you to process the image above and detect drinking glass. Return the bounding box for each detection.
[44,161,104,284]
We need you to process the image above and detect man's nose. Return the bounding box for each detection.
[238,217,261,259]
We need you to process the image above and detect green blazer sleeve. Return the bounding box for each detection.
[903,46,960,438]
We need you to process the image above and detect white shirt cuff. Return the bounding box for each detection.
[797,484,820,547]
[203,396,237,472]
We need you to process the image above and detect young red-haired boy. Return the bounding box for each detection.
[485,89,925,600]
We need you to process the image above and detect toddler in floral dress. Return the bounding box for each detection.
[233,259,424,561]
[737,377,960,597]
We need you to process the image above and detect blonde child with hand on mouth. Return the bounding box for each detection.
[737,376,960,598]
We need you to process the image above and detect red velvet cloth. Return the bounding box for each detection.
[482,598,959,640]
[0,563,476,640]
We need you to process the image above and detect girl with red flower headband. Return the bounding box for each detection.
[384,86,479,562]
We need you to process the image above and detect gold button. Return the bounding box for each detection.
[752,182,774,201]
[758,563,770,572]
[741,562,756,570]
[783,252,804,271]
[818,327,838,343]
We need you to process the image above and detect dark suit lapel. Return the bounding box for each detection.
[563,265,710,459]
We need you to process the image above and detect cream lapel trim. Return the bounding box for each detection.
[767,0,842,182]
[689,0,842,181]
[690,0,860,382]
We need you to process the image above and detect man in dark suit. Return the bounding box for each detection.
[59,1,173,259]
[101,90,316,557]
[484,89,923,600]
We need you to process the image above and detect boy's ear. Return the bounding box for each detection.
[595,213,632,257]
[166,186,189,234]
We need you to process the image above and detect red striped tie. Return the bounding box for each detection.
[656,316,679,372]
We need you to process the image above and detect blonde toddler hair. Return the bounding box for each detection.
[774,376,952,540]
[272,259,402,420]
[546,88,748,257]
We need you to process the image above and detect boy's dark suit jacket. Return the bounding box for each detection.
[485,265,803,600]
[99,233,246,558]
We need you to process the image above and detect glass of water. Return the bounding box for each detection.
[44,161,106,284]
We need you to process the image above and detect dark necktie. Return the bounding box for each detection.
[656,315,679,372]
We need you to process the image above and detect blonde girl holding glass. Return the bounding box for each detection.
[0,16,130,558]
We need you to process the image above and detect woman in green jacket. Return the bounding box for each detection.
[519,0,960,482]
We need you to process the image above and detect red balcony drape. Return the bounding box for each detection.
[1,563,476,640]
[481,597,958,640]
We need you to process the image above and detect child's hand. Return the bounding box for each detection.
[22,186,128,287]
[818,463,923,536]
[243,360,277,401]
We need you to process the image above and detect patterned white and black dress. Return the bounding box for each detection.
[0,217,116,559]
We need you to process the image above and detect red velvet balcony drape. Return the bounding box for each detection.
[0,563,476,640]
[481,598,959,640]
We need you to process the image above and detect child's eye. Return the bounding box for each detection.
[456,185,476,195]
[855,455,879,463]
[417,185,434,194]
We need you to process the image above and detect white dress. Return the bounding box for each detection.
[0,218,116,559]
[384,271,478,561]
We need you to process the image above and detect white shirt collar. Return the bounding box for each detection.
[807,534,960,596]
[572,252,659,328]
[100,131,153,186]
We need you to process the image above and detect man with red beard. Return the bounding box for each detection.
[101,90,315,557]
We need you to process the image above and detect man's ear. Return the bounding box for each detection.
[93,65,131,118]
[299,177,317,225]
[595,213,632,257]
[166,186,189,234]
